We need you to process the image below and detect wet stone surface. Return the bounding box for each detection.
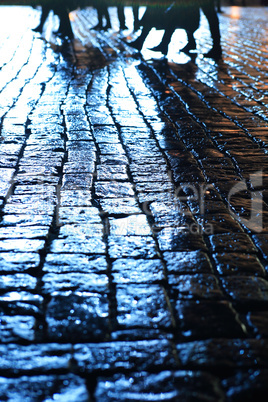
[0,226,49,239]
[174,300,247,339]
[94,370,224,402]
[73,339,177,373]
[46,292,110,342]
[0,315,35,343]
[60,190,92,207]
[169,274,223,300]
[109,215,151,236]
[112,258,165,284]
[0,274,37,291]
[210,233,257,253]
[1,4,268,400]
[95,182,135,198]
[0,252,40,273]
[176,339,268,370]
[0,374,89,402]
[222,369,268,402]
[163,251,213,274]
[247,311,268,338]
[1,214,53,227]
[50,237,106,254]
[0,239,45,253]
[43,254,107,274]
[0,344,72,374]
[116,284,173,329]
[42,272,109,294]
[220,276,268,305]
[0,292,44,317]
[99,197,141,215]
[108,236,158,259]
[157,228,208,252]
[213,253,265,276]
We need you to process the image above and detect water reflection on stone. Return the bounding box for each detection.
[0,2,268,401]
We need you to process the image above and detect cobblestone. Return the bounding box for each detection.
[0,374,89,401]
[1,3,268,400]
[73,339,177,373]
[94,370,224,402]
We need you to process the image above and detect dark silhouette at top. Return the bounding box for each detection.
[117,5,140,31]
[92,1,112,30]
[32,0,81,39]
[127,0,222,59]
[31,1,221,59]
[216,0,222,13]
[128,3,200,56]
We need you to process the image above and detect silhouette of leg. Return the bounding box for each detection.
[55,7,74,40]
[133,5,140,31]
[103,5,111,30]
[92,5,111,30]
[93,7,104,29]
[117,6,128,30]
[216,0,222,13]
[181,30,197,54]
[201,0,222,59]
[128,26,151,51]
[32,6,50,33]
[149,28,173,55]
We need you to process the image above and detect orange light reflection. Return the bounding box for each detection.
[230,6,241,20]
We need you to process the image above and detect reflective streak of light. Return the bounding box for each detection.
[141,27,191,64]
[230,6,241,20]
[69,11,76,22]
[0,6,34,34]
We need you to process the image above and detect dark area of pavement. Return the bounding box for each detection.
[1,4,268,401]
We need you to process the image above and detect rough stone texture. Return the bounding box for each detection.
[108,236,158,258]
[0,315,35,342]
[0,239,45,253]
[209,233,257,253]
[163,251,213,274]
[220,276,268,305]
[46,292,110,342]
[0,252,40,273]
[109,215,152,236]
[0,292,43,316]
[157,228,208,252]
[252,234,268,263]
[213,253,265,276]
[1,4,268,400]
[222,370,268,402]
[247,311,268,338]
[73,339,178,373]
[112,258,165,284]
[0,276,37,296]
[0,374,89,402]
[95,370,224,401]
[43,254,107,273]
[0,344,72,374]
[169,274,223,300]
[42,272,109,294]
[176,339,268,370]
[116,285,173,329]
[174,300,247,339]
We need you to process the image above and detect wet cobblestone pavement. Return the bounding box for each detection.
[1,4,268,401]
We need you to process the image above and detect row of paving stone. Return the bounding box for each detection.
[0,5,268,401]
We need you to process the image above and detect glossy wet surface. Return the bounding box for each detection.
[1,4,268,400]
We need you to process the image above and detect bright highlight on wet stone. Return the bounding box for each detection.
[1,2,268,401]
